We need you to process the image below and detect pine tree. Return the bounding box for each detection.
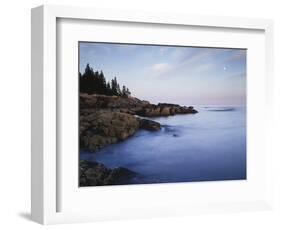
[97,71,106,94]
[84,63,93,76]
[126,87,131,96]
[117,83,121,96]
[81,63,95,94]
[122,85,126,96]
[79,63,131,97]
[106,82,112,95]
[111,77,118,95]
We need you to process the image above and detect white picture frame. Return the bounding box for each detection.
[31,4,274,225]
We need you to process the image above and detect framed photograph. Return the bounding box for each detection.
[31,5,274,225]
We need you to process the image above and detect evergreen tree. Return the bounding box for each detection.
[97,71,106,94]
[122,85,126,96]
[111,77,118,95]
[126,87,131,96]
[117,83,121,96]
[106,82,112,95]
[84,63,93,76]
[79,63,131,97]
[81,63,95,94]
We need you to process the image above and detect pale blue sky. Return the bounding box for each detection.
[79,42,246,106]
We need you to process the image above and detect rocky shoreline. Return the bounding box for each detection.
[80,93,197,152]
[79,93,198,186]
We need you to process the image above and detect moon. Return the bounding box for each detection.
[223,66,227,71]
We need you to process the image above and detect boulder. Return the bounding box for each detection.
[160,107,171,116]
[139,119,161,131]
[80,111,162,152]
[80,160,136,186]
[80,111,140,152]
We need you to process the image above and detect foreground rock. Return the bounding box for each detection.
[80,111,161,152]
[80,160,136,186]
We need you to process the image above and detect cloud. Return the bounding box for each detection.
[169,49,215,74]
[147,63,173,77]
[146,49,216,78]
[181,49,214,64]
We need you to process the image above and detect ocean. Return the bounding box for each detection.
[80,106,246,184]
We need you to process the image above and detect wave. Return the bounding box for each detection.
[205,107,235,112]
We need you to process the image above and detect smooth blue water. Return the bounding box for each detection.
[80,106,246,184]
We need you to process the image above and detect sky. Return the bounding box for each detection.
[79,42,246,106]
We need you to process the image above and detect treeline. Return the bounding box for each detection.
[79,63,131,97]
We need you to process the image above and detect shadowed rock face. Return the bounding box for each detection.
[80,94,197,153]
[139,119,161,131]
[79,160,136,186]
[80,111,161,152]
